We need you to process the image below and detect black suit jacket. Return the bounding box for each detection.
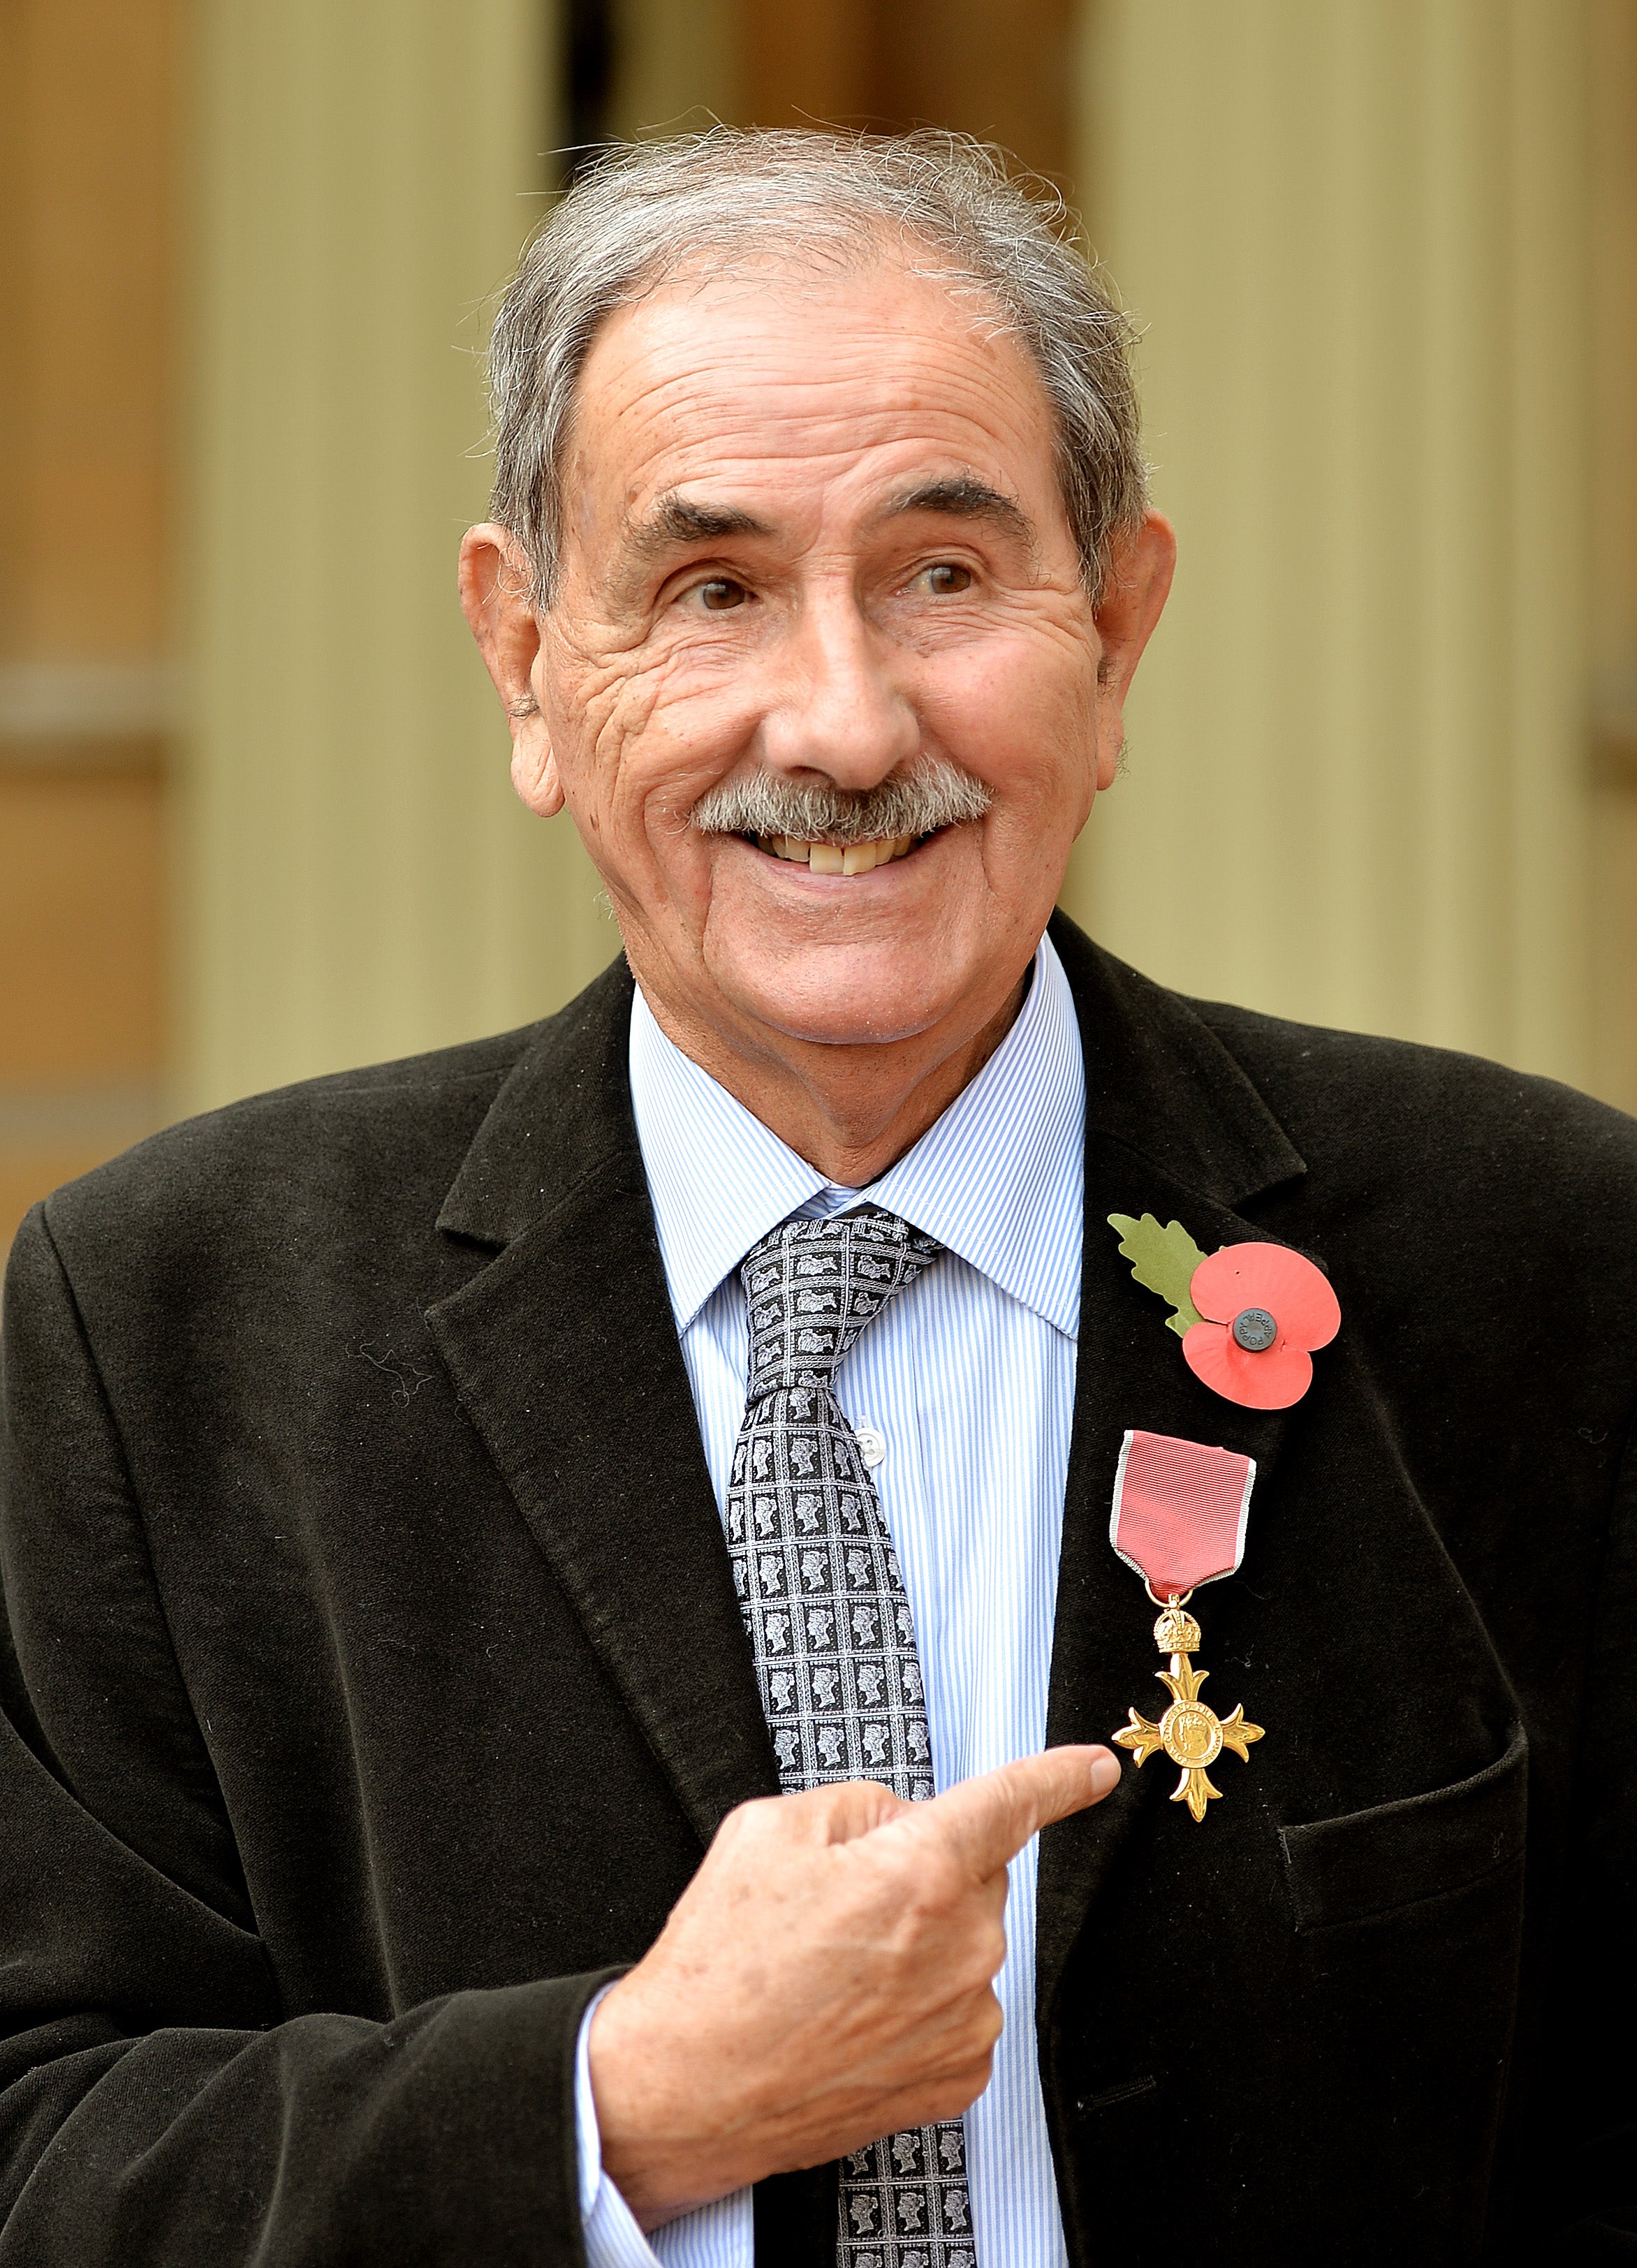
[1,913,1633,2265]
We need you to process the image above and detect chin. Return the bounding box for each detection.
[723,955,963,1052]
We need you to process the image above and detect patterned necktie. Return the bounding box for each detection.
[726,1205,977,2268]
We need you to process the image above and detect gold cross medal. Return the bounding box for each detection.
[1108,1430,1265,1823]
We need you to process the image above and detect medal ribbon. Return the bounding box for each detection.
[1109,1429,1256,1598]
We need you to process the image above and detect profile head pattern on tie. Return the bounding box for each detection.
[742,1207,945,1402]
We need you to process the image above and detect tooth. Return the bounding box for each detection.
[809,844,844,874]
[895,836,913,858]
[842,843,877,875]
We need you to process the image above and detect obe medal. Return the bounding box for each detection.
[1115,1593,1264,1822]
[1108,1430,1266,1824]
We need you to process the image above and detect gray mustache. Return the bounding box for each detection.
[691,759,992,846]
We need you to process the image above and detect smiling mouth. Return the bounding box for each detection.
[752,832,922,875]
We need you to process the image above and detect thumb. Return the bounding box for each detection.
[906,1746,1121,1881]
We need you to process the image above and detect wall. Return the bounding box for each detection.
[1588,0,1637,1109]
[603,0,1074,178]
[0,0,179,1247]
[1066,0,1608,1096]
[184,0,612,1113]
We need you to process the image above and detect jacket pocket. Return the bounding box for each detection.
[1279,1721,1527,1931]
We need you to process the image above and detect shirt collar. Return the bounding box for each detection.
[628,932,1085,1339]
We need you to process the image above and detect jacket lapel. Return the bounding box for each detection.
[424,961,777,1852]
[1036,918,1309,2024]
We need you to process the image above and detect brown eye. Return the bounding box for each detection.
[693,577,749,612]
[923,563,974,596]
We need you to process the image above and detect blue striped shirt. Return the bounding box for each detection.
[578,932,1084,2267]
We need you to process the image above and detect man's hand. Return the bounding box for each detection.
[587,1744,1121,2228]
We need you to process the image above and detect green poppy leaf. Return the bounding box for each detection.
[1108,1212,1207,1337]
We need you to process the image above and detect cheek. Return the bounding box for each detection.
[555,639,762,815]
[545,663,754,924]
[555,661,662,795]
[546,663,684,861]
[917,633,1099,814]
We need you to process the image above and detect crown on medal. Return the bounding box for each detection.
[1152,1604,1202,1654]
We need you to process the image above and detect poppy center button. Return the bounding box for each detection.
[1232,1307,1278,1353]
[854,1423,887,1469]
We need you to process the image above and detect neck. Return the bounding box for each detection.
[632,964,1032,1187]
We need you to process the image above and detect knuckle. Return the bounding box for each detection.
[948,1921,1006,1996]
[712,1792,781,1852]
[920,2082,971,2122]
[923,2058,994,2121]
[906,1848,965,1914]
[949,1987,1004,2056]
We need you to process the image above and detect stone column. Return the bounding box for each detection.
[1068,0,1599,1089]
[184,0,612,1110]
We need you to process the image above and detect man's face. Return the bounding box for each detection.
[479,257,1170,1068]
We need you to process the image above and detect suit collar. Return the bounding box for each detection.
[1034,1139,1302,2028]
[434,955,638,1251]
[1046,911,1305,1209]
[1029,917,1311,2033]
[427,952,781,1849]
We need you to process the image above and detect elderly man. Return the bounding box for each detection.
[0,130,1632,2267]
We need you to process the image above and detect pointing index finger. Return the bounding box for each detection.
[908,1746,1121,1881]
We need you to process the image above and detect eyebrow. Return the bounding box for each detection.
[621,492,772,564]
[880,475,1037,550]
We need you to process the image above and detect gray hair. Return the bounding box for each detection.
[487,128,1147,607]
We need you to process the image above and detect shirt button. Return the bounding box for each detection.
[854,1423,887,1469]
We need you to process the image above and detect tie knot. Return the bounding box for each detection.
[740,1205,943,1399]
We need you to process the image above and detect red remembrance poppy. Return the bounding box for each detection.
[1182,1242,1341,1411]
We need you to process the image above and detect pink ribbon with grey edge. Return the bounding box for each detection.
[1110,1429,1256,1599]
[1108,1430,1268,1823]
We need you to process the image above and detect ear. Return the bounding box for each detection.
[1089,510,1177,792]
[458,523,564,817]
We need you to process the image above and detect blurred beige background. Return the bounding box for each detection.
[3,0,1636,1249]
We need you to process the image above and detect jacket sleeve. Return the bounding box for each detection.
[0,1202,610,2267]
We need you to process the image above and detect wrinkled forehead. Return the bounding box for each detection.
[563,250,1064,534]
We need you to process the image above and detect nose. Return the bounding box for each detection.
[756,584,919,789]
